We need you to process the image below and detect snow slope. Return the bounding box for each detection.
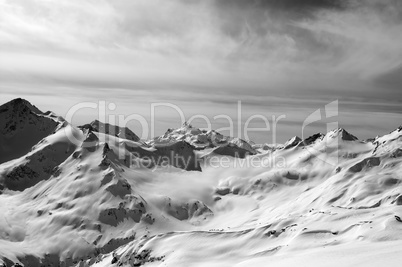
[0,99,402,267]
[150,122,256,155]
[80,120,141,143]
[0,99,61,165]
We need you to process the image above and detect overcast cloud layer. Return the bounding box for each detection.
[0,0,401,142]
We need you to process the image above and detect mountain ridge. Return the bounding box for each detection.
[1,98,402,266]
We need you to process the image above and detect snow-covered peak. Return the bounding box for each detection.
[295,128,358,150]
[79,120,141,143]
[372,125,402,156]
[2,98,402,266]
[283,136,302,149]
[375,125,402,144]
[228,137,256,154]
[152,124,256,155]
[325,128,358,141]
[162,122,203,138]
[0,98,61,164]
[298,133,325,146]
[154,124,219,146]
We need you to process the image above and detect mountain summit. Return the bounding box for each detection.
[0,98,61,164]
[1,99,402,266]
[326,128,359,141]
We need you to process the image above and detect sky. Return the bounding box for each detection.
[0,0,401,143]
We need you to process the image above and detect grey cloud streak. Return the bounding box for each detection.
[0,0,401,143]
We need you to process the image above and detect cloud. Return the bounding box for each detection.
[374,63,402,92]
[213,0,346,21]
[0,0,401,143]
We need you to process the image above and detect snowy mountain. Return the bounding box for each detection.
[80,120,141,143]
[150,122,256,155]
[0,98,62,165]
[1,99,402,267]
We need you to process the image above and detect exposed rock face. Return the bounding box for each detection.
[163,197,213,221]
[3,99,402,267]
[126,140,202,171]
[152,123,257,161]
[98,206,143,226]
[209,143,253,159]
[283,136,302,149]
[0,98,59,164]
[98,196,146,226]
[80,120,141,142]
[2,140,75,191]
[298,133,325,146]
[79,122,258,171]
[348,157,381,173]
[327,128,359,141]
[152,123,256,155]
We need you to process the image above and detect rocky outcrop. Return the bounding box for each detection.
[80,120,141,142]
[0,98,59,164]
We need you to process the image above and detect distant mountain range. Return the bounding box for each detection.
[0,98,402,266]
